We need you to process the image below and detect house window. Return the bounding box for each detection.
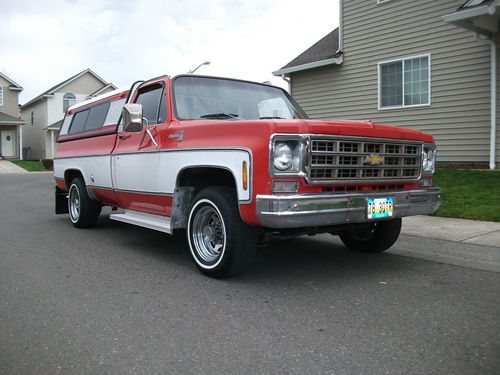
[378,54,430,110]
[0,85,3,106]
[63,92,76,113]
[31,111,34,125]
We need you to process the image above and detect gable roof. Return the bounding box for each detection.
[0,72,23,91]
[273,28,343,76]
[0,112,25,125]
[458,0,495,10]
[87,83,117,98]
[45,119,63,131]
[442,0,499,34]
[21,68,116,109]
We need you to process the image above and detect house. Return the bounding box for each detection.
[0,72,25,159]
[20,69,117,160]
[273,0,500,170]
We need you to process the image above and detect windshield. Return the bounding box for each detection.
[173,76,307,120]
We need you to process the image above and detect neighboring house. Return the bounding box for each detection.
[0,72,25,159]
[20,69,117,160]
[273,0,500,170]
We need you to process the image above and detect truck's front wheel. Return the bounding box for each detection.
[68,177,102,228]
[187,187,257,278]
[339,218,402,253]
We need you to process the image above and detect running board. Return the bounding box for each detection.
[110,210,172,234]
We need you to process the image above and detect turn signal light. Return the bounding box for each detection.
[242,161,248,191]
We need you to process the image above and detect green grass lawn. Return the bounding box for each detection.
[433,169,500,222]
[10,160,46,172]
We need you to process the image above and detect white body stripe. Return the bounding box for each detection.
[112,152,160,193]
[54,149,252,201]
[159,149,251,201]
[54,155,113,188]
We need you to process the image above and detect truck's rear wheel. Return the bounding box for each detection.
[339,218,402,253]
[187,187,257,278]
[68,177,101,228]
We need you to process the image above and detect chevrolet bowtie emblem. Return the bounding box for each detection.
[365,154,384,165]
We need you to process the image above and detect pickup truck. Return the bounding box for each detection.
[54,74,441,278]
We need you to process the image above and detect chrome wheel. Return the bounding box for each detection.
[186,187,257,278]
[189,200,226,267]
[68,184,80,223]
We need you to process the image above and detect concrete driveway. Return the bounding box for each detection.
[0,160,27,173]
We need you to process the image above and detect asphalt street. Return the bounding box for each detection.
[1,173,499,374]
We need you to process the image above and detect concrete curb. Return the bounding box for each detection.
[402,215,500,248]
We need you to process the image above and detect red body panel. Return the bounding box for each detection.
[56,132,118,159]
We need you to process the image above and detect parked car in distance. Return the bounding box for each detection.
[54,75,441,278]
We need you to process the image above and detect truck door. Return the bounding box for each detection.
[112,82,170,216]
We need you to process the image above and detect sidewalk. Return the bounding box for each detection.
[0,160,27,174]
[402,215,500,248]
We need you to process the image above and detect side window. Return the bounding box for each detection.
[135,84,164,125]
[83,102,110,132]
[104,99,126,126]
[59,114,73,135]
[69,110,89,134]
[158,92,167,123]
[0,85,3,106]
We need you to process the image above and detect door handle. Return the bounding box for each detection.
[168,132,184,141]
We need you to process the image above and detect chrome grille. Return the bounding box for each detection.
[308,137,422,182]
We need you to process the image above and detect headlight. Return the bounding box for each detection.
[422,144,437,174]
[270,136,306,176]
[273,143,293,171]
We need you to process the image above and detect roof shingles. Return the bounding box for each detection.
[278,28,341,71]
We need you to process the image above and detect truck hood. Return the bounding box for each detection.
[274,119,434,143]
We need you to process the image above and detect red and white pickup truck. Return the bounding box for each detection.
[54,74,441,277]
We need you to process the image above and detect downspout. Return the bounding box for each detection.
[337,0,344,54]
[281,74,291,94]
[51,131,55,159]
[488,37,497,170]
[19,125,23,160]
[476,32,497,169]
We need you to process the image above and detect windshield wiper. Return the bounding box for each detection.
[200,113,241,120]
[260,116,285,119]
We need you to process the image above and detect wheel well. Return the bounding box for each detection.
[171,167,238,230]
[177,167,237,194]
[64,169,83,189]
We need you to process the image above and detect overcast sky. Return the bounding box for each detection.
[0,0,339,104]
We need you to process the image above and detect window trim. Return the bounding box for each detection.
[377,53,431,111]
[0,85,3,106]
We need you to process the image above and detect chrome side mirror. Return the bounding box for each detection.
[122,103,144,132]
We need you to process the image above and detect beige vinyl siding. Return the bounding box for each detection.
[291,0,499,166]
[0,76,21,118]
[20,100,47,159]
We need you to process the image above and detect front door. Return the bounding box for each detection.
[1,130,15,157]
[112,82,171,216]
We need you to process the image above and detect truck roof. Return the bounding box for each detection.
[67,89,127,113]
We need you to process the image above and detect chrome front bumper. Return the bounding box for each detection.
[256,187,441,229]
